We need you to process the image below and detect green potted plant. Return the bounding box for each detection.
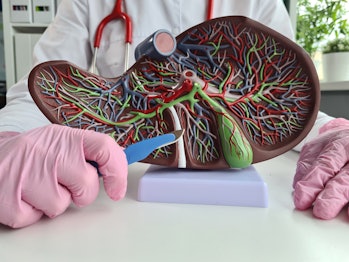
[296,0,349,82]
[322,37,349,82]
[296,0,349,58]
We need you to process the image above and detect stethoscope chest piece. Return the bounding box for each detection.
[134,29,177,61]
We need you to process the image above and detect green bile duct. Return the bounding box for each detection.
[193,82,253,168]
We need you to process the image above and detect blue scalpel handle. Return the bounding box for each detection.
[90,130,183,176]
[124,132,176,164]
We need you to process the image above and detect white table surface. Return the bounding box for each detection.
[1,151,348,262]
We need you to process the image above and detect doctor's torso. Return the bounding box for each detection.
[49,0,293,78]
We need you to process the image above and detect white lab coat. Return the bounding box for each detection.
[0,0,333,150]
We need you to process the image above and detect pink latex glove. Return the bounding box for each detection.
[0,124,128,228]
[293,118,349,219]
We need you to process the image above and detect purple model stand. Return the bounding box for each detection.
[137,165,268,207]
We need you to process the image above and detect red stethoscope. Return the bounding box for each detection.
[91,0,214,73]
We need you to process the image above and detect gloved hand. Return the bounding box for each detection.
[293,118,349,219]
[0,124,128,228]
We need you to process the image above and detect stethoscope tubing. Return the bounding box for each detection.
[91,0,214,73]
